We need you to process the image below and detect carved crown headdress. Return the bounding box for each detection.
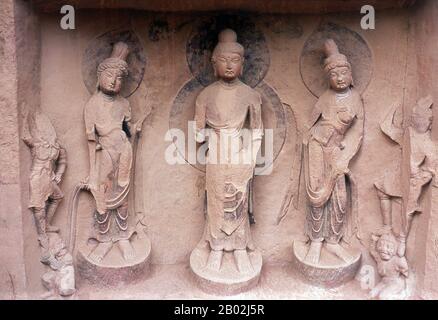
[97,41,130,77]
[323,39,351,73]
[212,29,244,59]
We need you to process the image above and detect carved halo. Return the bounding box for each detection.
[300,22,373,97]
[186,15,270,88]
[82,29,146,98]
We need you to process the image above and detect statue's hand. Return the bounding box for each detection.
[335,156,350,175]
[53,173,62,184]
[134,120,143,133]
[80,176,95,190]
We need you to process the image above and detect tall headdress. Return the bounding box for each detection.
[97,41,130,78]
[323,39,351,73]
[212,29,244,60]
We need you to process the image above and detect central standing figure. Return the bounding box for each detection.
[193,29,263,274]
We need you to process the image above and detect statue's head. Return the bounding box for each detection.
[211,29,244,82]
[97,42,129,95]
[323,39,353,92]
[376,232,397,261]
[411,95,433,133]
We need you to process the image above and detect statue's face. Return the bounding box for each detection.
[213,52,243,82]
[377,238,396,261]
[99,68,124,95]
[328,66,352,91]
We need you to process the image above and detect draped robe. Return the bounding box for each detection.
[84,91,135,243]
[304,88,363,243]
[194,79,263,251]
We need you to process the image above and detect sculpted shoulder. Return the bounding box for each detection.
[117,95,130,108]
[200,81,220,94]
[85,92,100,108]
[84,93,101,119]
[196,81,220,103]
[237,81,261,105]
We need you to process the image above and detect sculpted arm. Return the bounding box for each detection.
[54,145,67,183]
[194,92,207,143]
[84,103,98,187]
[369,234,380,262]
[398,256,409,278]
[123,100,142,135]
[249,92,264,163]
[340,99,364,168]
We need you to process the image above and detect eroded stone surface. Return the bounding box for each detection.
[2,0,438,300]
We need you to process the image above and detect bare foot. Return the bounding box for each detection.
[234,249,253,274]
[118,239,136,261]
[40,251,52,265]
[206,250,223,271]
[89,242,113,263]
[325,243,354,263]
[304,241,322,265]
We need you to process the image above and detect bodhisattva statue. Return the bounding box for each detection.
[192,29,263,280]
[82,42,142,264]
[303,39,364,265]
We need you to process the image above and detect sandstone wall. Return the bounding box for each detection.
[38,9,416,269]
[2,1,437,298]
[411,0,438,299]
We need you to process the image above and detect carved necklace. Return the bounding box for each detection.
[335,88,351,103]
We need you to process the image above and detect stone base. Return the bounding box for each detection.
[77,233,151,287]
[292,240,361,288]
[189,245,262,296]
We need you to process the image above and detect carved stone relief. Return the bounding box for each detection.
[189,29,264,295]
[73,40,151,286]
[292,38,364,287]
[370,95,436,299]
[23,110,76,298]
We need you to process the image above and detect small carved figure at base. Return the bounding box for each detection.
[369,233,408,300]
[40,233,76,299]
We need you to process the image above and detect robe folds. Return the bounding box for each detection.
[194,80,263,251]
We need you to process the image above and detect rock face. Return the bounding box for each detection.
[1,0,438,300]
[31,0,416,14]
